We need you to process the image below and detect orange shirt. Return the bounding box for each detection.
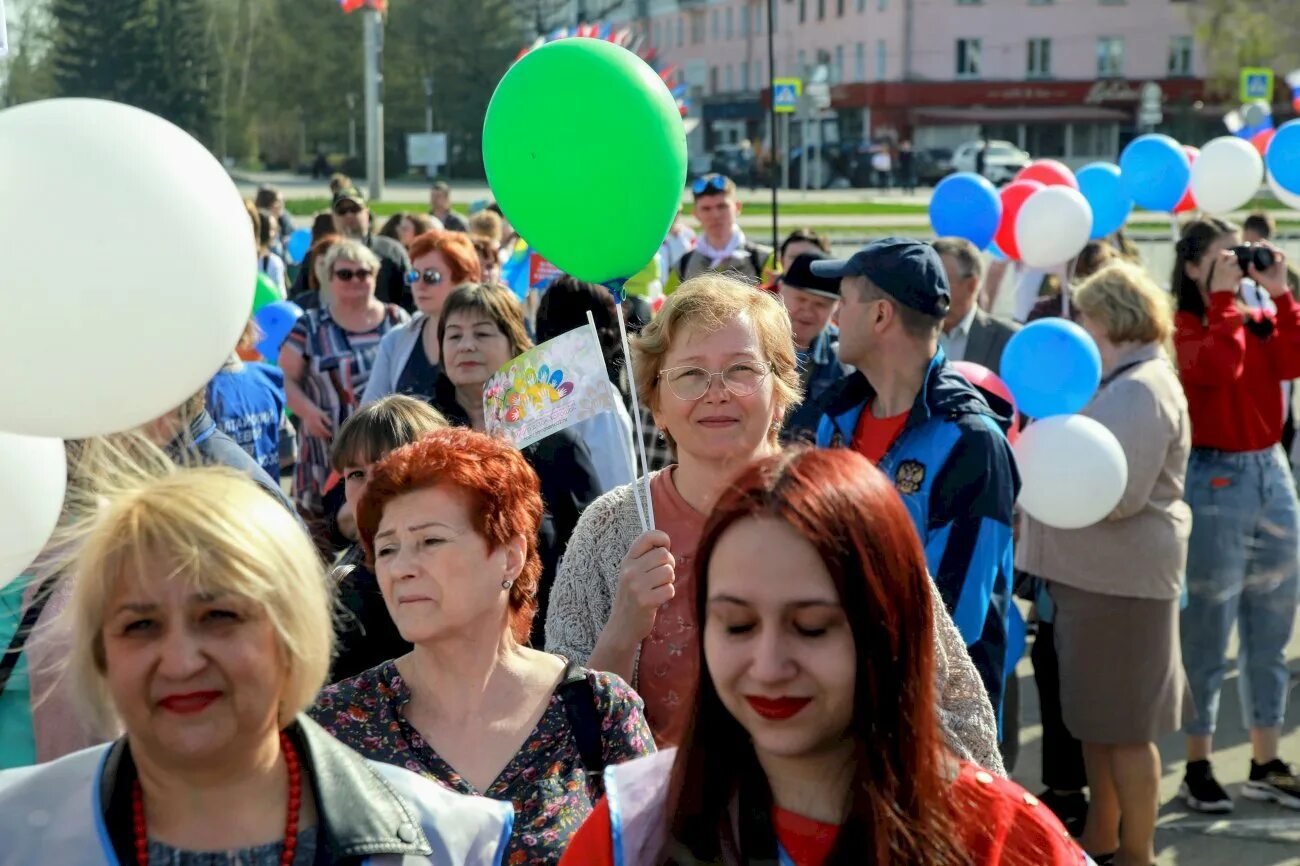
[851,401,910,464]
[635,468,704,748]
[559,761,1087,866]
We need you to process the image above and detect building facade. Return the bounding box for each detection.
[608,0,1216,172]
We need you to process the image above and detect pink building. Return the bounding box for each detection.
[612,0,1213,171]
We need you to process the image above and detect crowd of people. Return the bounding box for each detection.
[0,168,1296,866]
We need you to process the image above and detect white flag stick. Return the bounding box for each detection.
[611,296,656,532]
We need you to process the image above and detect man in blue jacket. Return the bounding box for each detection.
[812,238,1021,729]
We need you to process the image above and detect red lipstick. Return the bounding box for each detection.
[158,691,220,714]
[745,696,811,721]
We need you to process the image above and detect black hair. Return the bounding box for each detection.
[1172,217,1237,320]
[779,228,831,259]
[535,276,624,389]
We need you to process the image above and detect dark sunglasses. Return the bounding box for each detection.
[692,174,730,195]
[333,204,363,216]
[404,268,444,286]
[333,267,374,282]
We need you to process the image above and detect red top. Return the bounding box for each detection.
[852,403,910,464]
[1174,292,1300,452]
[559,761,1086,866]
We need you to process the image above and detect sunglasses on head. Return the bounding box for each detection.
[333,267,374,282]
[692,174,731,195]
[404,268,444,286]
[334,203,362,216]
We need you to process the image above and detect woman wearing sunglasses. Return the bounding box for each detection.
[362,231,482,406]
[545,275,1001,768]
[559,448,1083,866]
[281,238,410,545]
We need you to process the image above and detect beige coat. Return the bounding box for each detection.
[1017,343,1192,600]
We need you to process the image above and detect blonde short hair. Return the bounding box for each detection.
[1073,260,1174,345]
[68,468,332,731]
[322,238,381,280]
[632,273,802,448]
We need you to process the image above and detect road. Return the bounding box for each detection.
[1010,610,1300,866]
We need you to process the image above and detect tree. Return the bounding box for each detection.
[1192,0,1300,97]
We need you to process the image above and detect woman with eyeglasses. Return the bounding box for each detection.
[281,238,410,545]
[545,275,1003,769]
[429,283,600,645]
[362,231,482,406]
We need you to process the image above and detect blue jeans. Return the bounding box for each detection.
[1181,446,1299,736]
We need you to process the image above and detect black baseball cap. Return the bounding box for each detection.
[810,237,951,318]
[779,253,841,300]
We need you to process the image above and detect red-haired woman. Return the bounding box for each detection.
[560,449,1086,866]
[310,428,653,866]
[361,230,482,404]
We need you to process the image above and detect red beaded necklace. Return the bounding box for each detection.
[132,731,303,866]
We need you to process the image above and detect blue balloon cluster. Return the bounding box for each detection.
[929,172,1001,250]
[1076,163,1133,239]
[1001,319,1101,419]
[254,300,304,363]
[285,228,312,265]
[1267,120,1300,199]
[1119,134,1190,213]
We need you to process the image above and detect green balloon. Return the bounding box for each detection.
[483,39,687,284]
[252,272,280,314]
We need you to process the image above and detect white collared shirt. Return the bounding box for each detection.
[939,305,979,363]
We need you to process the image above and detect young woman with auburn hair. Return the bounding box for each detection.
[560,448,1085,866]
[312,428,652,866]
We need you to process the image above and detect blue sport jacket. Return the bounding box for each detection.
[816,349,1021,721]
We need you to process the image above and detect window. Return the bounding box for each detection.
[1096,37,1123,78]
[691,14,705,44]
[710,66,719,95]
[855,42,866,82]
[818,0,827,19]
[1028,0,1052,4]
[879,0,886,9]
[858,0,867,10]
[956,38,981,79]
[725,7,733,39]
[742,61,751,91]
[711,9,719,39]
[725,65,734,92]
[1025,123,1065,157]
[1027,37,1051,78]
[834,45,844,83]
[1168,35,1193,77]
[741,5,750,36]
[798,49,807,75]
[799,0,807,23]
[876,39,886,79]
[677,17,684,47]
[838,0,846,15]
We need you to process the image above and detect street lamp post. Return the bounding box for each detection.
[423,76,434,134]
[346,93,358,157]
[363,5,385,201]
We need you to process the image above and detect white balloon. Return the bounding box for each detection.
[1014,414,1128,530]
[1014,186,1093,269]
[1268,172,1300,210]
[1190,135,1265,215]
[0,99,255,438]
[0,433,66,589]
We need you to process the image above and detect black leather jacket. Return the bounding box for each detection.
[99,716,436,864]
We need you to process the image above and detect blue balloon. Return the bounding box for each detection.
[254,300,304,363]
[1001,319,1101,418]
[929,172,1002,250]
[1266,119,1300,195]
[1119,134,1190,213]
[1076,162,1133,239]
[285,228,312,265]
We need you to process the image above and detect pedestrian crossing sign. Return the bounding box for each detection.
[1240,67,1274,104]
[773,78,802,114]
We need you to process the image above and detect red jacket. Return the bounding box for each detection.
[1174,291,1300,452]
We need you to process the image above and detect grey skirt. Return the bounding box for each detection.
[1049,581,1192,744]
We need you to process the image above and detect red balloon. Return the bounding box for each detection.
[994,180,1045,262]
[1014,159,1078,190]
[1293,96,1300,114]
[1251,128,1276,157]
[952,361,1020,444]
[1173,145,1198,214]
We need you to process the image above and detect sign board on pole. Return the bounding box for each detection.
[406,132,447,169]
[773,78,801,114]
[1240,67,1275,104]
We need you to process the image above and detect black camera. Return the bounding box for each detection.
[1232,244,1276,274]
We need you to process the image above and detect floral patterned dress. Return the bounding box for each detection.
[309,660,654,866]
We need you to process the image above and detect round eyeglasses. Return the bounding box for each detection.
[657,361,771,401]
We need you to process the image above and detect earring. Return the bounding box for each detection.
[501,579,513,589]
[657,428,666,441]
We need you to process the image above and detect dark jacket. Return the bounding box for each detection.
[816,350,1021,722]
[783,324,851,444]
[96,717,500,864]
[963,309,1022,375]
[170,410,295,513]
[431,376,601,646]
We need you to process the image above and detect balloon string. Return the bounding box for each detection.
[606,279,656,533]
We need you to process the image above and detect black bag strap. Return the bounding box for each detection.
[557,658,606,798]
[0,576,58,696]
